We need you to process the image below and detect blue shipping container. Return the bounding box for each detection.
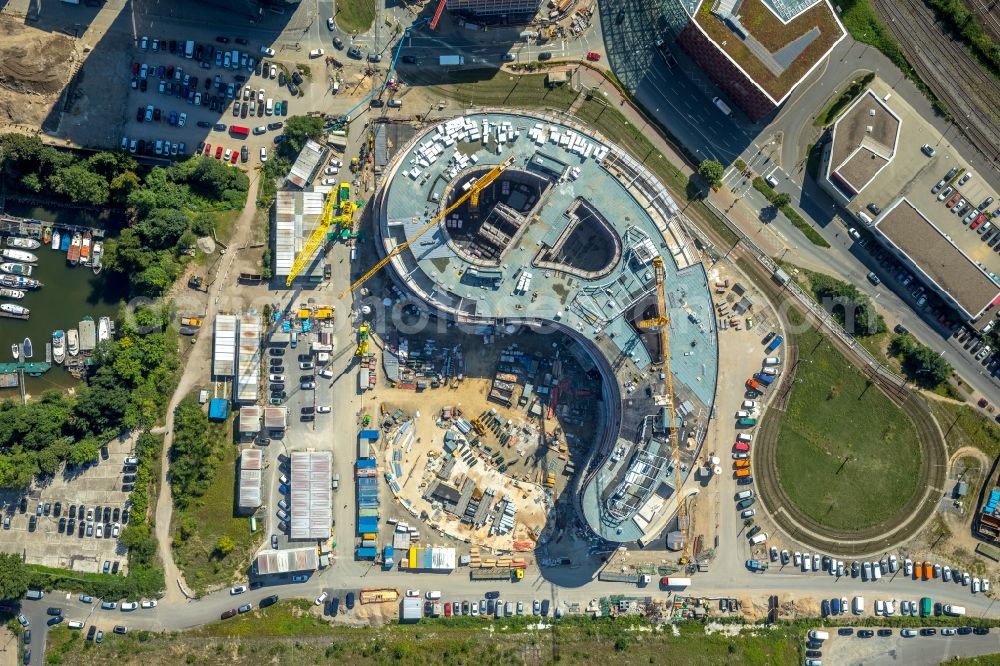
[359,429,380,441]
[356,458,377,469]
[355,547,377,560]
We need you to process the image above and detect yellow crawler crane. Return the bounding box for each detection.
[637,257,688,562]
[285,183,356,286]
[338,156,514,299]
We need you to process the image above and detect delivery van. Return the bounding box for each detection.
[749,533,767,545]
[763,357,781,366]
[735,490,753,500]
[808,630,830,641]
[734,459,750,469]
[853,596,864,614]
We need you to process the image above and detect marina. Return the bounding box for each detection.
[0,209,121,397]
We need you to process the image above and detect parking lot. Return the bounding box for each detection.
[120,36,308,165]
[0,435,137,574]
[814,626,1000,665]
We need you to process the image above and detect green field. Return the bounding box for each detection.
[928,399,1000,458]
[171,438,261,595]
[334,0,376,34]
[775,326,922,530]
[45,602,802,665]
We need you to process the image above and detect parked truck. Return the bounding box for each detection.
[659,577,692,588]
[765,335,784,353]
[470,567,522,581]
[439,55,465,66]
[184,40,195,59]
[753,373,775,386]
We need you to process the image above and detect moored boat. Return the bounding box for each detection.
[10,343,18,359]
[42,227,52,245]
[59,233,70,252]
[67,233,82,265]
[91,241,104,274]
[81,231,92,262]
[1,248,38,263]
[22,337,32,359]
[0,274,41,289]
[52,330,66,364]
[79,316,96,352]
[0,303,29,317]
[5,237,41,250]
[67,329,80,356]
[98,316,111,343]
[0,288,26,300]
[0,263,32,276]
[51,229,61,251]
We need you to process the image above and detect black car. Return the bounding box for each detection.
[370,99,384,108]
[346,592,355,609]
[806,641,823,650]
[934,602,943,616]
[278,72,286,86]
[958,626,973,635]
[249,581,264,590]
[86,625,96,641]
[121,508,130,524]
[241,146,248,162]
[736,476,753,485]
[920,628,936,636]
[269,348,284,356]
[103,507,111,522]
[877,629,893,637]
[486,599,495,615]
[485,591,500,600]
[291,71,303,85]
[333,37,344,50]
[19,497,27,513]
[837,627,853,636]
[46,607,62,616]
[821,600,830,617]
[215,36,230,43]
[58,517,66,533]
[22,648,29,665]
[328,597,339,616]
[214,123,227,131]
[113,508,120,522]
[401,55,416,64]
[260,594,279,608]
[140,78,147,92]
[68,505,76,519]
[974,627,990,635]
[805,651,822,658]
[111,561,119,574]
[857,629,874,638]
[66,518,75,534]
[267,121,283,130]
[47,616,63,626]
[153,108,161,121]
[53,501,61,517]
[136,106,145,122]
[538,52,552,60]
[235,37,248,45]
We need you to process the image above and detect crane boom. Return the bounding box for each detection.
[637,257,688,559]
[285,187,341,286]
[339,156,514,299]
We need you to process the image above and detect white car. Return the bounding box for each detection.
[329,159,342,167]
[793,551,801,566]
[315,591,328,605]
[224,148,233,161]
[741,400,757,410]
[319,369,334,379]
[963,572,971,585]
[405,589,420,598]
[260,147,268,162]
[874,599,885,615]
[317,406,331,413]
[260,46,275,57]
[943,566,952,581]
[120,602,138,611]
[884,600,894,616]
[904,558,913,576]
[258,88,265,103]
[889,554,898,572]
[327,17,335,30]
[140,600,157,609]
[309,48,325,58]
[96,523,104,538]
[270,64,277,78]
[973,577,981,593]
[322,178,337,185]
[178,113,186,127]
[230,586,247,595]
[984,578,991,592]
[112,522,121,538]
[942,628,957,636]
[325,166,339,175]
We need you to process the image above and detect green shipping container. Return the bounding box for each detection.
[359,508,380,518]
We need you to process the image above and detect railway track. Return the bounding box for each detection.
[872,0,1000,170]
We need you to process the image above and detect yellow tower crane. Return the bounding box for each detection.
[285,184,353,287]
[338,155,514,300]
[637,257,689,563]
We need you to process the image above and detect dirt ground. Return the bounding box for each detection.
[0,16,80,131]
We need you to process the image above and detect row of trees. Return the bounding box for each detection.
[890,333,952,389]
[170,397,224,508]
[809,272,886,337]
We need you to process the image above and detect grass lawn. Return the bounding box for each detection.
[928,399,1000,458]
[45,605,803,665]
[171,435,261,595]
[407,68,579,111]
[334,0,375,34]
[775,325,922,531]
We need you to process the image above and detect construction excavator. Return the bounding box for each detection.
[285,182,355,287]
[337,155,515,300]
[637,257,689,565]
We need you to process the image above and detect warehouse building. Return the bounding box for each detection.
[238,448,263,512]
[263,406,288,434]
[238,406,261,439]
[444,0,541,19]
[212,314,237,377]
[290,451,332,540]
[676,0,845,121]
[273,189,329,284]
[235,313,262,403]
[255,546,318,575]
[286,139,326,189]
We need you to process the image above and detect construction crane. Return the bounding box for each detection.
[338,155,514,300]
[285,182,355,286]
[637,257,689,563]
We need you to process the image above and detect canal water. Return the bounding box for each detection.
[1,202,127,398]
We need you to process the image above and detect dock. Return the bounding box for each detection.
[0,214,106,242]
[0,361,51,375]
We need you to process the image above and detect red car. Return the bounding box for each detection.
[221,608,237,620]
[972,214,985,230]
[443,602,452,617]
[131,62,140,76]
[203,143,212,156]
[229,150,239,165]
[734,442,750,452]
[946,192,961,207]
[586,52,601,61]
[215,145,223,159]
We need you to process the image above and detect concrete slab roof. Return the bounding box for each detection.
[827,90,900,198]
[375,111,719,543]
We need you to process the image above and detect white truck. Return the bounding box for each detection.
[712,96,732,117]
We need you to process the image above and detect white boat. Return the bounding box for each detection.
[5,237,41,250]
[67,329,80,356]
[1,249,38,263]
[0,288,25,300]
[10,343,18,359]
[0,263,32,276]
[98,316,111,343]
[51,229,61,251]
[0,275,41,289]
[52,330,66,364]
[1,303,29,316]
[91,241,104,274]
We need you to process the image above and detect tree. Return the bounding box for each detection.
[215,536,236,556]
[67,437,101,467]
[902,345,952,388]
[772,192,791,208]
[136,208,191,249]
[0,552,29,600]
[281,115,325,158]
[49,163,110,205]
[698,159,725,188]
